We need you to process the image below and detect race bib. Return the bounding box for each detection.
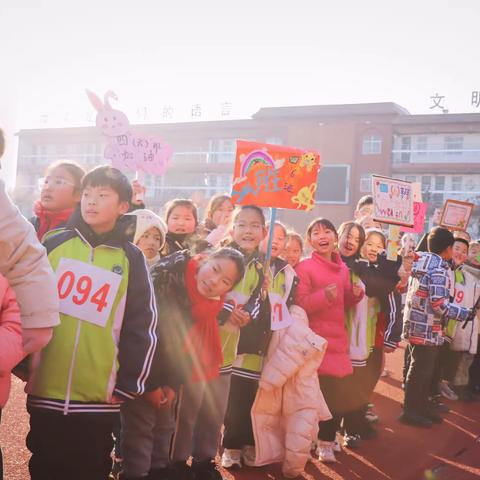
[269,292,295,331]
[56,258,122,327]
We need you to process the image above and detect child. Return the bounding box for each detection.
[401,227,472,428]
[161,199,198,257]
[221,205,268,469]
[26,165,158,480]
[128,209,167,267]
[0,128,59,355]
[441,238,479,401]
[32,160,85,240]
[295,218,363,462]
[0,272,26,479]
[465,240,480,395]
[198,194,234,250]
[120,247,245,480]
[283,231,304,268]
[354,195,381,230]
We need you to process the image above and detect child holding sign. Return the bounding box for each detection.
[221,205,268,470]
[295,218,363,463]
[26,166,158,480]
[31,160,85,240]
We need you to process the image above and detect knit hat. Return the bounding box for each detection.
[127,209,167,249]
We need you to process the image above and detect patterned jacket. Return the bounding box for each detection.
[403,252,470,346]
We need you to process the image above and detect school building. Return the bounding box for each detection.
[14,103,480,236]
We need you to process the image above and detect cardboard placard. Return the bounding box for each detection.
[401,202,428,234]
[440,199,474,231]
[372,175,414,227]
[87,90,173,175]
[231,140,321,211]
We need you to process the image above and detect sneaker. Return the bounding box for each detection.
[343,434,362,449]
[333,431,342,452]
[241,445,256,467]
[429,395,449,413]
[192,459,223,480]
[398,412,433,428]
[438,380,459,401]
[316,441,337,463]
[221,449,242,469]
[365,404,379,423]
[425,412,443,424]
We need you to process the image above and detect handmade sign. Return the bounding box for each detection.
[371,175,414,227]
[440,199,474,231]
[86,90,173,175]
[401,202,428,234]
[386,225,401,261]
[231,140,321,211]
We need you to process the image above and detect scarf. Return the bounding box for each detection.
[34,200,74,241]
[183,258,224,382]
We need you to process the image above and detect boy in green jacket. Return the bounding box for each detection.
[26,166,158,480]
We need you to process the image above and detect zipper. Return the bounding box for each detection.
[63,238,94,414]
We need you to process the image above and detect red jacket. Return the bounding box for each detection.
[0,274,25,407]
[295,251,362,378]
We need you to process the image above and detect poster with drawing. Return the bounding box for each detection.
[440,199,474,231]
[372,175,414,227]
[86,90,173,175]
[231,140,321,210]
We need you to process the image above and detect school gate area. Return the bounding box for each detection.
[1,346,479,480]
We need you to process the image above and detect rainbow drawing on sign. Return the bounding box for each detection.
[240,150,275,176]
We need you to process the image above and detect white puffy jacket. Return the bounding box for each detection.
[251,305,331,479]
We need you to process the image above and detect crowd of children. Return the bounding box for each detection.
[0,126,479,480]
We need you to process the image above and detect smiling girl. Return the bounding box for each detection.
[295,218,363,462]
[31,161,85,240]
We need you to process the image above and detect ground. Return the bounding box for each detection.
[1,345,479,479]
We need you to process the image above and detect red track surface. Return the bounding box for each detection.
[1,345,479,479]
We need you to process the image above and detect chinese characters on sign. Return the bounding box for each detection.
[231,140,321,211]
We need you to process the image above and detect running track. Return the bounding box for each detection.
[1,346,479,479]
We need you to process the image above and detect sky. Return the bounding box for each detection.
[1,0,480,183]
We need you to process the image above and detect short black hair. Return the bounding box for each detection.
[338,221,366,253]
[356,195,373,212]
[306,218,338,239]
[165,199,199,226]
[454,237,470,250]
[81,165,132,203]
[427,227,455,255]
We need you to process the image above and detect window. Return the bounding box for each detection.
[360,174,372,193]
[362,134,382,155]
[451,176,463,191]
[405,175,417,183]
[315,165,350,204]
[416,136,427,156]
[401,136,411,163]
[265,137,283,145]
[434,176,445,191]
[208,139,236,163]
[421,176,431,192]
[445,136,463,155]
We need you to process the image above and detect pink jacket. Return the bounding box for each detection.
[295,251,362,378]
[251,306,331,478]
[0,274,25,407]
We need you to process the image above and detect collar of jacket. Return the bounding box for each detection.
[228,242,265,265]
[66,207,130,249]
[311,250,342,271]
